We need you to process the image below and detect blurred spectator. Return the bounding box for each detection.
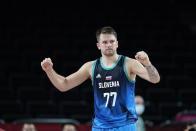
[22,123,37,131]
[184,122,196,131]
[0,128,5,131]
[135,95,146,131]
[176,110,196,123]
[62,123,77,131]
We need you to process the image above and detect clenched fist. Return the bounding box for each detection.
[41,58,53,72]
[135,51,151,66]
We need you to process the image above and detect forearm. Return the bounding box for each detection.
[45,69,68,92]
[145,65,160,84]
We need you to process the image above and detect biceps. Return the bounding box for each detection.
[136,69,150,81]
[132,63,150,81]
[66,70,89,88]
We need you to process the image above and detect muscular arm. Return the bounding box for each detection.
[44,60,94,92]
[126,58,160,84]
[145,64,160,83]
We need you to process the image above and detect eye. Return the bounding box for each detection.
[110,40,115,43]
[103,41,107,44]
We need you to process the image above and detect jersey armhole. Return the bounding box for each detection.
[123,56,136,84]
[92,60,97,86]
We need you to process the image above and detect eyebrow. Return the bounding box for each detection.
[102,39,115,42]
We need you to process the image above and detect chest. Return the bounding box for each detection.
[95,65,123,82]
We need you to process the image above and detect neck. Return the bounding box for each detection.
[101,53,119,66]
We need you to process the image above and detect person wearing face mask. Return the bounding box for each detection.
[135,95,146,131]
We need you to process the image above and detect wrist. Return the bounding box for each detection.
[144,65,152,68]
[144,61,152,67]
[45,68,54,74]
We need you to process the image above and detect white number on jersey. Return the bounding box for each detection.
[103,92,117,107]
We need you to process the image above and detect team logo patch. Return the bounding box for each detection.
[106,76,112,80]
[96,74,101,78]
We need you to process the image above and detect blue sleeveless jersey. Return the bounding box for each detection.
[92,55,138,129]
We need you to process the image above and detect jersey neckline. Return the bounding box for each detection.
[100,55,122,70]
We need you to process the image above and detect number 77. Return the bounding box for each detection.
[103,92,117,107]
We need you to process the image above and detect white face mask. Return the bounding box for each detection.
[136,104,145,115]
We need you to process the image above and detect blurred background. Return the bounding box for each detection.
[0,0,196,131]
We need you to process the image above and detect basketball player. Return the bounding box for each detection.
[41,26,160,131]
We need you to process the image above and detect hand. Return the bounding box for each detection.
[135,51,151,66]
[41,58,53,72]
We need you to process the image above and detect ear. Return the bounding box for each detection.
[116,41,119,48]
[97,42,101,50]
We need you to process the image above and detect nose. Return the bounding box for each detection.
[106,42,112,47]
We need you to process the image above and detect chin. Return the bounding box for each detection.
[104,53,114,56]
[102,50,116,56]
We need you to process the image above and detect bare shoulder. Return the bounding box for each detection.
[82,60,96,78]
[82,60,96,73]
[124,57,138,81]
[125,57,143,74]
[125,57,139,66]
[83,60,95,68]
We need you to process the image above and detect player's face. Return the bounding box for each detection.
[97,34,118,56]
